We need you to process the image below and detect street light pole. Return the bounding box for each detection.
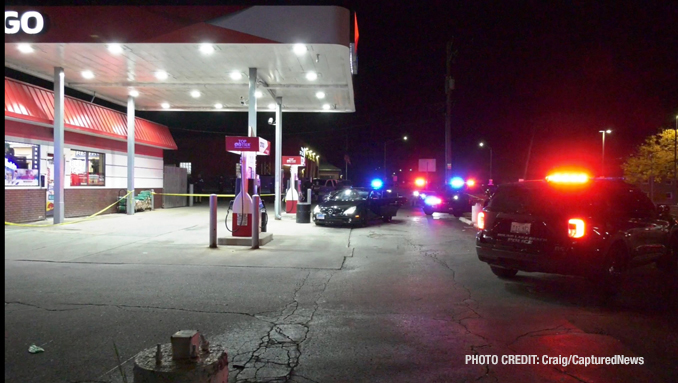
[489,147,493,182]
[599,129,612,177]
[479,142,493,184]
[383,135,407,179]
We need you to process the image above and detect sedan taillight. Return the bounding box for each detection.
[568,218,585,238]
[477,212,485,230]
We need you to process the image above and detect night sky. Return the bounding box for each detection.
[7,0,678,186]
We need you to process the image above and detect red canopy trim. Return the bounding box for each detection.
[5,77,177,150]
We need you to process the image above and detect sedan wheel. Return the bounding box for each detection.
[357,216,368,227]
[657,235,678,274]
[382,216,392,223]
[489,266,518,278]
[597,243,627,295]
[423,208,434,216]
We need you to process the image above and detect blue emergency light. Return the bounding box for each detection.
[450,177,465,189]
[371,179,384,189]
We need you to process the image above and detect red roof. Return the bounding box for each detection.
[4,77,177,150]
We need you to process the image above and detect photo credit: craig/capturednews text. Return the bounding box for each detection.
[466,355,644,367]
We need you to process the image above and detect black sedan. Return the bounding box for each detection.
[313,187,406,227]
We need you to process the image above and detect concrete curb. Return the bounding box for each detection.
[459,217,475,226]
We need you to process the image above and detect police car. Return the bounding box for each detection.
[416,177,475,217]
[421,188,472,217]
[475,173,678,288]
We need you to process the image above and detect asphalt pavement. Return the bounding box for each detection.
[6,202,675,383]
[6,202,473,382]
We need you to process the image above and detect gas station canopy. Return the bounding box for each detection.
[4,5,357,113]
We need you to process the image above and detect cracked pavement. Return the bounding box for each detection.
[5,205,677,382]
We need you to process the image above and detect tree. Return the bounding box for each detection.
[622,129,677,184]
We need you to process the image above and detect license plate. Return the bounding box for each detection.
[510,222,531,234]
[316,213,325,220]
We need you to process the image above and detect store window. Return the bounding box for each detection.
[5,141,40,186]
[70,150,105,186]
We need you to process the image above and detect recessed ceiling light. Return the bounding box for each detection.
[200,43,214,55]
[293,43,307,56]
[229,71,242,80]
[214,103,223,109]
[268,103,276,110]
[161,102,170,109]
[315,91,325,99]
[322,103,331,110]
[306,72,318,81]
[108,43,123,54]
[155,70,168,80]
[254,90,263,98]
[190,90,201,98]
[129,90,139,97]
[17,44,33,53]
[81,70,94,79]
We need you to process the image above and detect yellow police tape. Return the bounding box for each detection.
[5,190,134,227]
[5,191,278,227]
[150,192,276,197]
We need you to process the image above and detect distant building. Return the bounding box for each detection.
[318,162,342,179]
[638,178,676,205]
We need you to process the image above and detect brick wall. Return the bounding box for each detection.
[5,189,47,223]
[4,188,164,223]
[64,188,124,218]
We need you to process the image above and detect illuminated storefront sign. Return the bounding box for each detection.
[282,156,305,166]
[5,11,46,35]
[225,136,271,155]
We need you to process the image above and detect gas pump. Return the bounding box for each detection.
[225,136,271,237]
[283,156,305,214]
[231,154,256,237]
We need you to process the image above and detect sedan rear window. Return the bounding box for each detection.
[327,189,368,201]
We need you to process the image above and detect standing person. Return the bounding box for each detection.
[195,173,205,203]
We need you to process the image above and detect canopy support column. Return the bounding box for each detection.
[126,96,135,215]
[248,68,258,195]
[53,67,65,224]
[274,97,283,220]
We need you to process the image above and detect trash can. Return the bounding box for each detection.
[296,203,311,223]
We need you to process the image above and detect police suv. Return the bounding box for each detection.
[475,173,678,288]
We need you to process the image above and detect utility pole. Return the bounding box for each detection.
[445,39,456,184]
[523,125,536,180]
[345,134,349,180]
